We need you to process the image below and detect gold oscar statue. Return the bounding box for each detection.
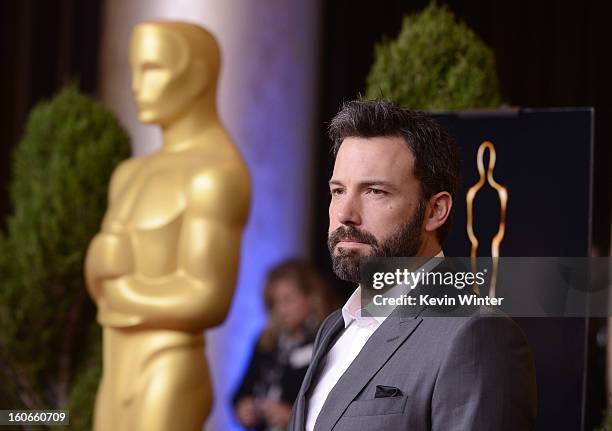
[84,21,251,431]
[466,141,508,297]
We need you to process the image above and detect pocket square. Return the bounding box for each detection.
[375,385,402,398]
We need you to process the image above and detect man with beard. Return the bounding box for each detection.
[288,100,537,431]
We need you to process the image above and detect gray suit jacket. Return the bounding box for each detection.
[288,273,537,430]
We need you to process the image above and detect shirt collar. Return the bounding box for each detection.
[340,250,445,328]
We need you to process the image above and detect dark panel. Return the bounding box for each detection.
[436,109,592,258]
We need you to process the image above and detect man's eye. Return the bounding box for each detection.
[330,188,344,196]
[367,188,387,196]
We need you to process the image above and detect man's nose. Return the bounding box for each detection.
[336,193,362,226]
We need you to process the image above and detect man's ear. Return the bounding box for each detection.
[424,192,453,234]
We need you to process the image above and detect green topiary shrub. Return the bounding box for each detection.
[365,2,502,111]
[0,83,130,430]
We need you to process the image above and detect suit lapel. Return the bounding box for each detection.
[302,311,345,395]
[313,314,423,431]
[294,311,345,430]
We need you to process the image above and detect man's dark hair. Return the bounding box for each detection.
[328,99,462,244]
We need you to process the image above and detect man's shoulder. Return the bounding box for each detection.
[419,306,529,352]
[460,306,528,340]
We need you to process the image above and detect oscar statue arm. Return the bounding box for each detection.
[102,164,251,332]
[85,157,141,304]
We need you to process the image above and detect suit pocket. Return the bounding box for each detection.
[344,395,408,417]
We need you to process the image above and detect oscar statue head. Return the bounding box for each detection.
[129,21,220,127]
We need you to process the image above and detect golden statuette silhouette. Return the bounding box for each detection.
[84,21,251,430]
[466,141,508,297]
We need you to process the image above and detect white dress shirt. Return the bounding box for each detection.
[305,251,444,431]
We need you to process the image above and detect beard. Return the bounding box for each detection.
[327,201,427,283]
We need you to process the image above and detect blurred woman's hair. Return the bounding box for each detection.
[259,259,334,351]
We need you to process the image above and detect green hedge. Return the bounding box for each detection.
[0,84,130,430]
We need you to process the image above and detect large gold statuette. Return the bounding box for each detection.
[85,21,251,430]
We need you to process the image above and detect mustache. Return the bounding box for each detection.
[328,225,379,250]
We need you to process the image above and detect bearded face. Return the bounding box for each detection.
[327,200,426,282]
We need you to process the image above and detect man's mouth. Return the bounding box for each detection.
[337,239,369,245]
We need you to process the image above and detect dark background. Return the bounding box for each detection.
[0,0,610,428]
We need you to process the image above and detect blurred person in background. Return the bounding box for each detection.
[233,259,335,430]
